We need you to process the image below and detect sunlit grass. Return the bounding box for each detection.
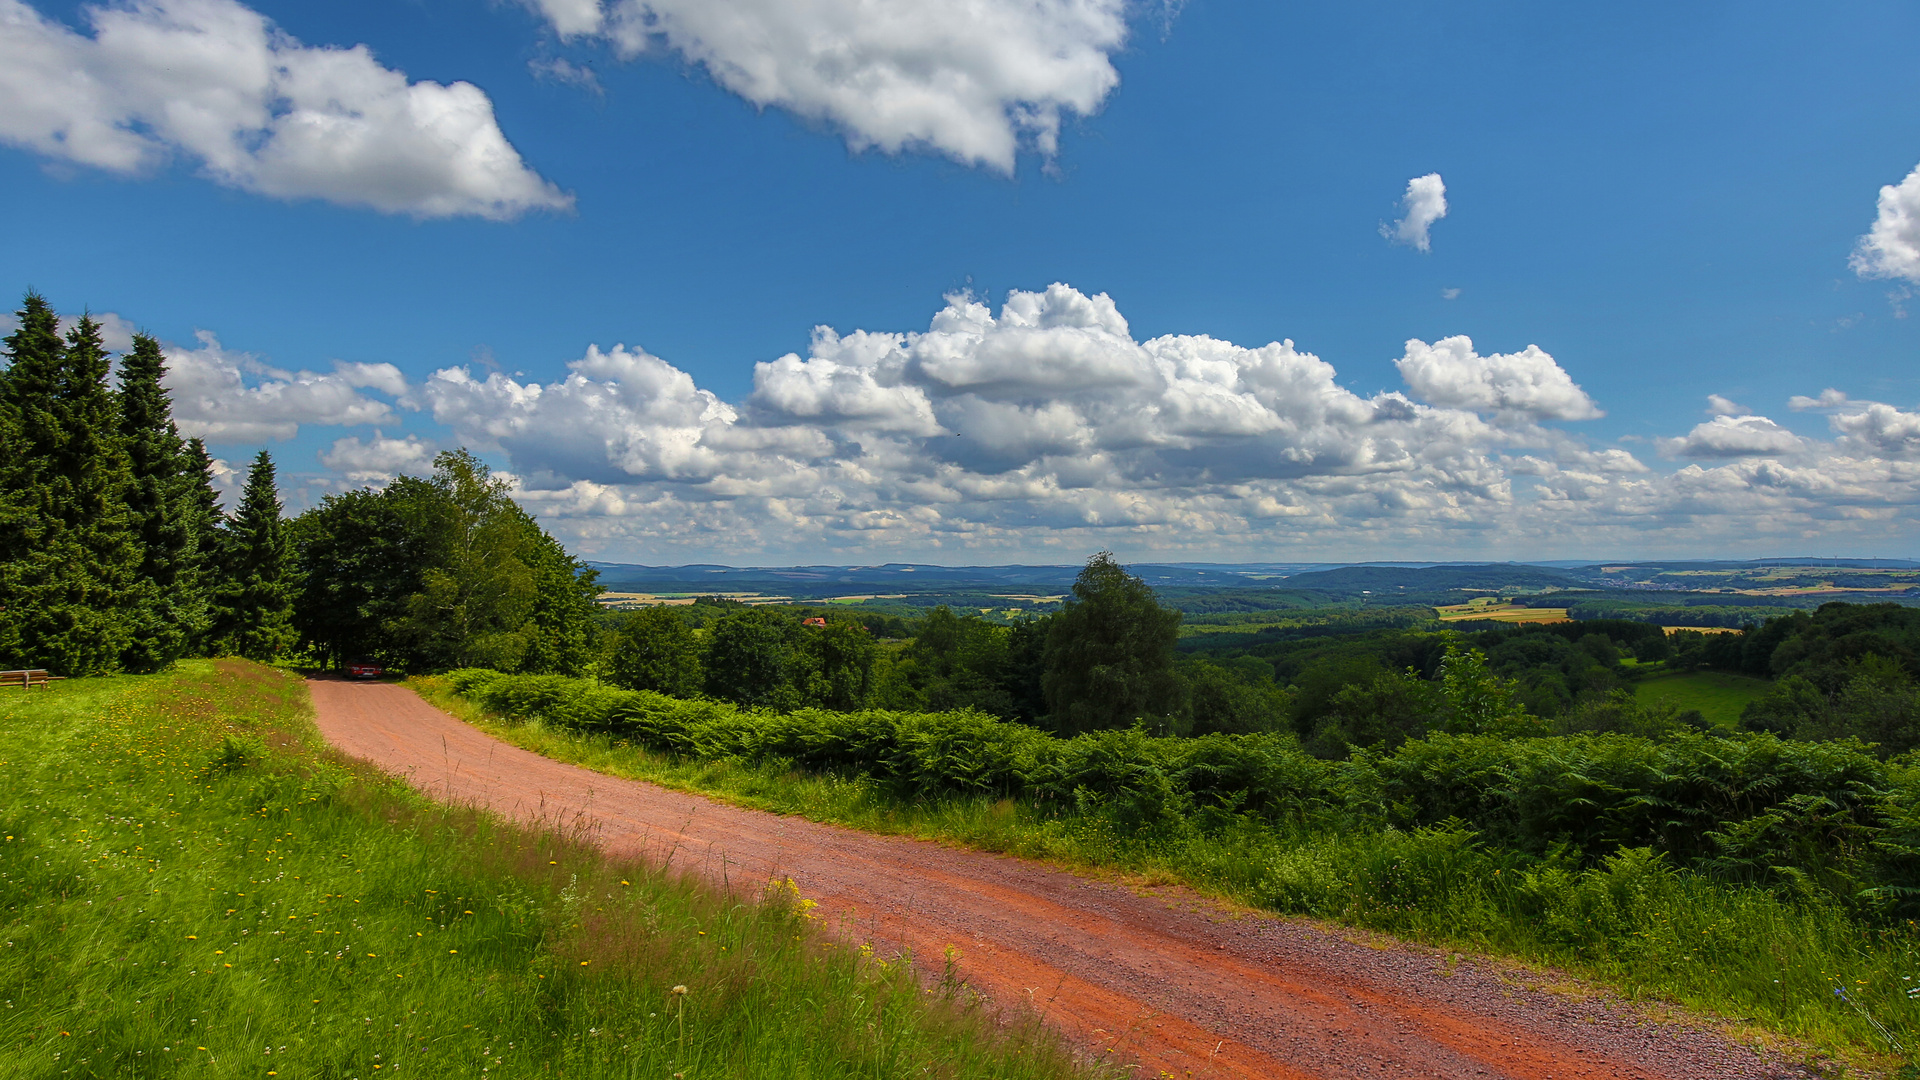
[411,675,1920,1073]
[0,662,1088,1079]
[1632,670,1774,728]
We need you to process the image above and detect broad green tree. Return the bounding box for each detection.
[211,450,294,660]
[1434,641,1540,735]
[389,454,538,671]
[704,607,804,708]
[0,300,139,674]
[607,606,703,696]
[117,332,198,671]
[288,448,600,674]
[805,619,877,710]
[384,450,603,673]
[519,524,599,677]
[288,487,417,668]
[1041,552,1183,734]
[893,606,1013,714]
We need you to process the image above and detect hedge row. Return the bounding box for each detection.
[444,669,1920,909]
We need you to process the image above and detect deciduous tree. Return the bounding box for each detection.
[607,605,703,696]
[1041,552,1183,734]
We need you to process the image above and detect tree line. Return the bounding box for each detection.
[0,291,598,678]
[1188,602,1919,758]
[0,292,295,673]
[604,552,1290,736]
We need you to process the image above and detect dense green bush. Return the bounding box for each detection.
[445,668,1920,916]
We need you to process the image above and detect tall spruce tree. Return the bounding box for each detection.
[287,487,416,669]
[211,450,293,660]
[0,299,138,674]
[0,293,61,663]
[181,436,227,654]
[117,333,197,671]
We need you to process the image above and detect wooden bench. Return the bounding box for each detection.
[0,669,64,689]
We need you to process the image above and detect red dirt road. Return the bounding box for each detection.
[310,678,1813,1080]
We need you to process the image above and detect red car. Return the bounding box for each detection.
[345,660,385,679]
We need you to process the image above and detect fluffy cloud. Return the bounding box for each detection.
[320,432,437,483]
[1657,414,1803,459]
[425,342,739,486]
[1830,402,1920,459]
[519,0,1127,171]
[1394,337,1602,421]
[1382,173,1447,252]
[1851,162,1920,283]
[0,0,570,219]
[248,282,1902,560]
[1705,394,1750,417]
[162,330,410,441]
[409,283,1681,557]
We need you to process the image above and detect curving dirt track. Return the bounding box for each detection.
[310,677,1817,1080]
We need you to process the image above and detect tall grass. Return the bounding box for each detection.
[0,661,1088,1080]
[413,674,1920,1068]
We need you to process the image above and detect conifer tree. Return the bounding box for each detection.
[211,450,293,660]
[0,293,62,572]
[182,437,227,622]
[117,332,197,671]
[0,297,43,663]
[0,299,138,674]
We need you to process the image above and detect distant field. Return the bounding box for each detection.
[1435,601,1569,624]
[1633,670,1772,727]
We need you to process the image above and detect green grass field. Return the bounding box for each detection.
[1632,670,1773,727]
[0,663,1085,1080]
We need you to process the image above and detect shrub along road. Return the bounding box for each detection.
[309,676,1819,1080]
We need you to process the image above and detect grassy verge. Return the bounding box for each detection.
[0,661,1087,1080]
[1633,670,1774,727]
[410,675,1920,1074]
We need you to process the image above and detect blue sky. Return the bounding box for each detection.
[2,0,1918,563]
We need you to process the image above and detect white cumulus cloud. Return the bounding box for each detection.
[320,432,437,483]
[406,283,1659,558]
[349,283,1920,560]
[1393,336,1602,421]
[1705,394,1750,417]
[519,0,1128,172]
[1657,414,1803,460]
[0,0,571,219]
[1382,172,1447,252]
[1830,402,1920,459]
[1851,162,1920,283]
[161,330,410,442]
